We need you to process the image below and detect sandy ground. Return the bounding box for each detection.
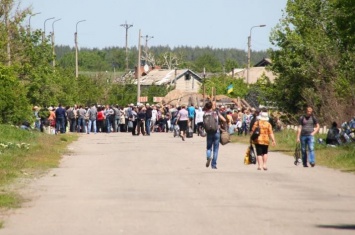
[0,132,354,235]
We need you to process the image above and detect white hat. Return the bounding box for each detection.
[258,112,269,121]
[146,103,150,106]
[48,106,53,111]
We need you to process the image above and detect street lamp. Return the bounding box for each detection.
[51,18,61,67]
[43,17,55,41]
[28,12,41,32]
[75,20,86,78]
[247,24,266,84]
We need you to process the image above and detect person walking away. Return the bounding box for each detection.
[104,105,114,133]
[251,111,276,170]
[297,106,320,167]
[195,106,204,136]
[151,105,157,133]
[77,105,86,133]
[204,101,226,169]
[137,105,146,136]
[176,104,189,141]
[249,108,260,132]
[169,105,178,131]
[145,103,152,136]
[119,106,125,132]
[87,104,97,134]
[55,104,66,134]
[187,103,196,132]
[124,104,133,132]
[33,106,41,131]
[225,110,233,134]
[96,106,105,133]
[131,107,138,135]
[112,105,120,132]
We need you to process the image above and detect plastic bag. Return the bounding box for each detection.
[249,144,257,164]
[244,147,251,165]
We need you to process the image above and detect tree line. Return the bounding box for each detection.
[55,45,268,74]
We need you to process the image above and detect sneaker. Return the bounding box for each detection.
[303,164,308,167]
[310,162,315,167]
[206,158,211,168]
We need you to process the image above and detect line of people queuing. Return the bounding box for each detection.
[34,103,185,135]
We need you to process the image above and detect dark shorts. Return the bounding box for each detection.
[178,120,188,131]
[255,144,269,156]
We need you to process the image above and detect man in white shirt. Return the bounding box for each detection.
[151,105,158,133]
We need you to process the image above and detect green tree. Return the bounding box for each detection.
[191,53,223,73]
[269,0,348,122]
[0,65,31,124]
[201,75,248,98]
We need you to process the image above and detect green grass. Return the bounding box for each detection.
[0,125,78,209]
[0,193,21,209]
[230,129,355,173]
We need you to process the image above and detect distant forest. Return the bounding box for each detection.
[55,45,269,73]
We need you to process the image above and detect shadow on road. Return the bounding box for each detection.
[317,224,355,230]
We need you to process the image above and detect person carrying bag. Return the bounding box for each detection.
[250,109,276,171]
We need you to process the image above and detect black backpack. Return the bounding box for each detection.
[203,111,218,134]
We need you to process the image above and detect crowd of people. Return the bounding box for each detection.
[32,102,325,171]
[34,103,180,135]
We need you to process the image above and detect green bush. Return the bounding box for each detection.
[0,65,32,124]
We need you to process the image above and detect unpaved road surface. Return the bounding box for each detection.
[1,132,355,235]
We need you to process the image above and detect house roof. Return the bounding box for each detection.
[139,69,202,85]
[254,58,272,67]
[234,67,277,83]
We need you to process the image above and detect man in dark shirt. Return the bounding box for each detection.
[296,107,320,167]
[55,104,66,134]
[145,103,152,136]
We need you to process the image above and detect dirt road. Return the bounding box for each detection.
[1,132,354,235]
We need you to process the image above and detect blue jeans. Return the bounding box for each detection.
[145,118,151,135]
[56,117,65,133]
[206,131,221,168]
[77,117,86,133]
[87,119,97,134]
[106,118,112,133]
[301,135,315,164]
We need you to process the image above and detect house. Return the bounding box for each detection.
[228,58,277,83]
[139,68,203,93]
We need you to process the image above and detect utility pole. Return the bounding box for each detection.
[137,29,141,104]
[120,21,133,72]
[142,34,154,54]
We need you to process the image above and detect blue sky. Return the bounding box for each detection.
[20,0,287,51]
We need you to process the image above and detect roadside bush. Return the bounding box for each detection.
[0,65,32,124]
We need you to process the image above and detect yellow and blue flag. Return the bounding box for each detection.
[227,84,233,94]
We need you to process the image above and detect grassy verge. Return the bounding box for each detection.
[0,125,78,209]
[230,129,355,173]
